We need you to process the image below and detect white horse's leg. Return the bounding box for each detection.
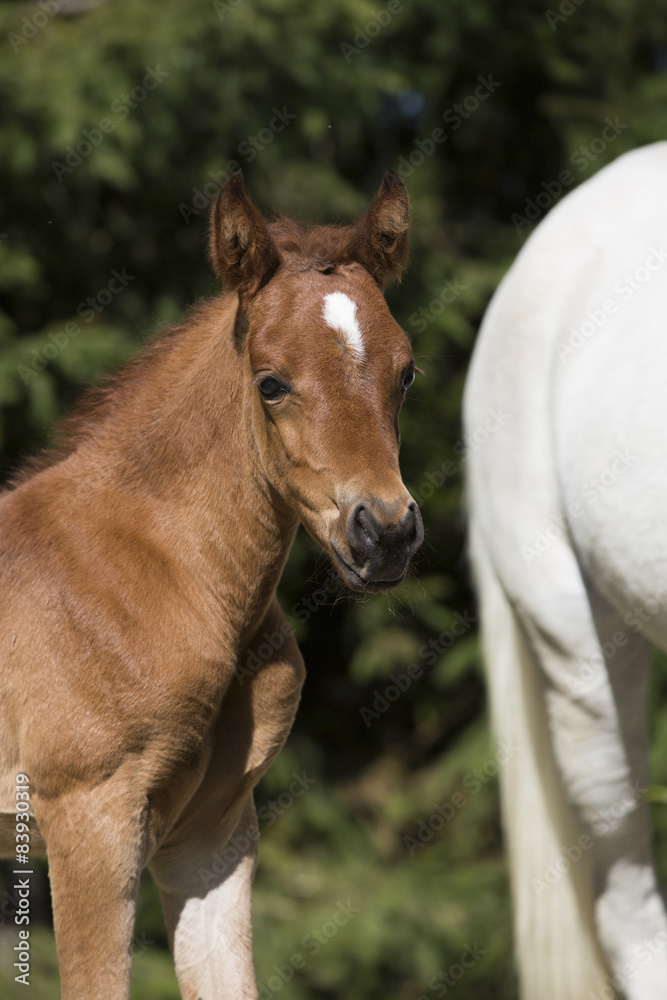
[520,577,667,998]
[470,507,667,999]
[470,517,608,999]
[582,585,667,993]
[150,796,259,1000]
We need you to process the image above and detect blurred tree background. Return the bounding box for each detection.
[1,0,667,996]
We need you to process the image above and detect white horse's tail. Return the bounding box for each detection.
[468,516,609,999]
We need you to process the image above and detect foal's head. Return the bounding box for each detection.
[209,171,423,592]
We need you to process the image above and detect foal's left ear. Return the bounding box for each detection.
[351,169,411,287]
[209,173,281,297]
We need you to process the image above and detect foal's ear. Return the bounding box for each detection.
[351,169,411,287]
[209,173,281,297]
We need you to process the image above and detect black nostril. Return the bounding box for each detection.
[357,506,381,544]
[407,501,424,550]
[404,502,420,544]
[346,502,382,562]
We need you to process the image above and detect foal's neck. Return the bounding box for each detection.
[86,294,298,643]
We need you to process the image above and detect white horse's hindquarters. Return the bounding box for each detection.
[465,143,667,999]
[553,266,667,645]
[467,141,667,636]
[465,206,615,1000]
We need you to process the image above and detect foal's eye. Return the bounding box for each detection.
[257,375,289,401]
[401,366,416,391]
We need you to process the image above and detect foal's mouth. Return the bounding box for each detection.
[330,545,408,593]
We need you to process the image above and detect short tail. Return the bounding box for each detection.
[468,515,608,999]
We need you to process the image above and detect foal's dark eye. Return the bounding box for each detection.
[257,375,289,401]
[401,366,416,391]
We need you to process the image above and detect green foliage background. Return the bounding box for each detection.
[1,0,667,996]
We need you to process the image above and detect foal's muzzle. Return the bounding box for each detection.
[331,497,424,592]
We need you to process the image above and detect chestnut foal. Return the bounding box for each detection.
[0,170,423,998]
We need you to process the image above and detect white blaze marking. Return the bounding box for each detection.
[322,292,364,358]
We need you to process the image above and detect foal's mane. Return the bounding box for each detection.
[5,216,379,492]
[5,314,199,490]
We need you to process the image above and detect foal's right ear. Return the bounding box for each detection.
[209,173,281,297]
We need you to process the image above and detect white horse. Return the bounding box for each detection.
[465,142,667,1000]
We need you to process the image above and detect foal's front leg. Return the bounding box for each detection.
[151,796,259,1000]
[35,776,147,1000]
[149,596,305,1000]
